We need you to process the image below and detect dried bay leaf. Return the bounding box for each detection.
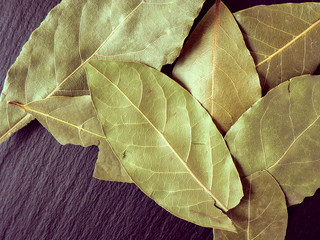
[0,0,206,144]
[87,60,243,230]
[173,0,261,133]
[235,2,320,90]
[9,96,131,183]
[94,140,131,182]
[226,75,320,206]
[214,171,288,240]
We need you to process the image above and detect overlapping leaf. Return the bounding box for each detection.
[235,2,320,90]
[87,60,243,230]
[94,140,132,182]
[9,96,131,183]
[226,75,320,206]
[214,171,288,240]
[0,0,205,144]
[173,0,261,133]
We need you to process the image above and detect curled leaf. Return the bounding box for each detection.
[0,0,205,144]
[214,171,288,240]
[235,2,320,90]
[87,60,243,230]
[173,0,261,133]
[226,75,320,206]
[9,96,131,183]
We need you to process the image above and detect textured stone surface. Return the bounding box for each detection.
[0,0,319,239]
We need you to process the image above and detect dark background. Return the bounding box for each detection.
[0,0,319,239]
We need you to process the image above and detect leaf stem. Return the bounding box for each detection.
[8,101,26,111]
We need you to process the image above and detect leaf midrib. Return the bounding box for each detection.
[27,106,105,139]
[89,62,229,212]
[11,101,106,140]
[256,18,320,67]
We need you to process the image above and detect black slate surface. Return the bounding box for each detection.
[0,0,320,239]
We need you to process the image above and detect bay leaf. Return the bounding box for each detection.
[94,140,131,182]
[173,0,261,133]
[87,60,243,230]
[214,171,288,240]
[9,96,131,183]
[0,0,205,144]
[225,74,320,206]
[235,2,320,90]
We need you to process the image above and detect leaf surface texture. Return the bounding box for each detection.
[235,2,320,89]
[11,96,131,183]
[214,171,287,240]
[87,60,243,230]
[173,1,261,133]
[226,75,320,206]
[0,0,205,144]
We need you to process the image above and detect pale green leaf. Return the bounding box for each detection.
[173,0,261,133]
[235,3,320,89]
[94,140,132,182]
[87,60,243,230]
[226,75,320,206]
[9,96,131,183]
[214,171,288,240]
[0,0,205,144]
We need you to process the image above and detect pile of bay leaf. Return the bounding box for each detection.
[1,0,320,239]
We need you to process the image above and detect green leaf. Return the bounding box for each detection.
[173,0,261,133]
[235,2,320,90]
[94,140,132,182]
[87,60,243,231]
[0,0,205,144]
[225,75,320,206]
[9,96,131,183]
[214,171,288,240]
